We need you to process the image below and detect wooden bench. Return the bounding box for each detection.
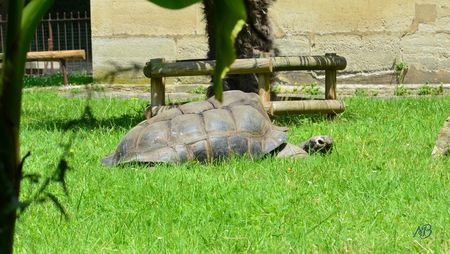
[143,53,347,116]
[1,50,86,85]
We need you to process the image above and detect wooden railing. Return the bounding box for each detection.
[143,53,347,116]
[1,49,86,85]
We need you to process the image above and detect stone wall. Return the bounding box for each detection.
[91,0,450,88]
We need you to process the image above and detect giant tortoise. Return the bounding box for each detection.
[432,115,450,158]
[102,90,333,166]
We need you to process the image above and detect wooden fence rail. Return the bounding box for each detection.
[1,49,86,85]
[143,53,347,116]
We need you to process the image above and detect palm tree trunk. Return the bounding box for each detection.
[203,0,277,97]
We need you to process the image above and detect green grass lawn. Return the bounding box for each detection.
[15,91,449,253]
[23,73,93,87]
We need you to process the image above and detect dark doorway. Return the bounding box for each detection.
[49,0,90,13]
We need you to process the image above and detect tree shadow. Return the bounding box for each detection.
[273,114,334,126]
[272,110,359,127]
[25,105,145,131]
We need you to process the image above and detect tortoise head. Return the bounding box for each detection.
[300,135,333,154]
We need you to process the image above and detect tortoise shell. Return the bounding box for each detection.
[102,90,287,166]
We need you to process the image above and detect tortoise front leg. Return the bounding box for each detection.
[275,143,308,159]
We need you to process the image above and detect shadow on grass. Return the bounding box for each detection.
[27,109,360,132]
[25,107,145,131]
[60,112,347,131]
[273,113,341,126]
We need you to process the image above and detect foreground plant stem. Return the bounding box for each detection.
[0,1,25,252]
[0,0,54,253]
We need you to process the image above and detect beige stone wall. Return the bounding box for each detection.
[91,0,207,84]
[91,0,450,86]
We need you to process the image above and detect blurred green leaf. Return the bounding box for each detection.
[147,0,201,9]
[212,1,246,101]
[147,0,246,101]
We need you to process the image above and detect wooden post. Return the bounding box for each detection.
[60,58,69,85]
[258,73,271,103]
[258,73,272,107]
[325,53,337,100]
[150,58,166,107]
[325,69,336,100]
[258,54,272,107]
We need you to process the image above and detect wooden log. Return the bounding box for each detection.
[60,59,69,85]
[268,100,345,115]
[145,58,272,78]
[146,100,345,118]
[13,50,85,61]
[258,73,271,107]
[144,54,346,78]
[150,58,166,107]
[272,54,347,71]
[325,53,338,100]
[257,53,272,106]
[325,69,337,100]
[0,50,85,63]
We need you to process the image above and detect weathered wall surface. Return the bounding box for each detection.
[271,0,450,85]
[90,0,207,85]
[91,0,450,87]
